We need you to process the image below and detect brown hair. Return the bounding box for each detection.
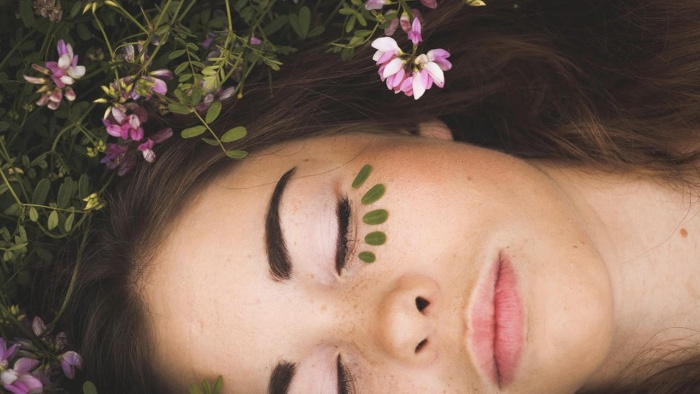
[50,0,700,392]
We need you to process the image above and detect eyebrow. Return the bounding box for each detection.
[268,361,296,394]
[265,167,297,281]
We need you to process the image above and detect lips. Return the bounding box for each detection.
[468,253,524,388]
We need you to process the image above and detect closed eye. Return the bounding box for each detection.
[337,354,355,394]
[335,197,351,275]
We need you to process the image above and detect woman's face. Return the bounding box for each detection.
[144,131,614,393]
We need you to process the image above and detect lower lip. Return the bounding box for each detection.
[469,253,524,388]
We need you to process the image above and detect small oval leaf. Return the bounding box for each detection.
[359,251,376,263]
[352,164,372,189]
[363,209,388,225]
[205,101,222,124]
[65,212,75,232]
[364,231,386,246]
[32,178,51,205]
[29,207,38,222]
[221,126,247,143]
[47,210,59,230]
[168,103,192,115]
[181,125,207,138]
[361,184,385,205]
[225,150,248,159]
[82,381,98,394]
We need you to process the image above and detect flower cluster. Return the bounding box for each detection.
[98,44,174,175]
[23,40,85,110]
[0,318,81,394]
[366,0,458,99]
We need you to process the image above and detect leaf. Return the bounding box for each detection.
[201,137,220,146]
[221,126,247,143]
[352,164,372,188]
[298,6,311,38]
[65,212,75,232]
[361,184,385,205]
[83,381,99,394]
[57,177,75,208]
[225,150,248,159]
[47,211,59,230]
[205,102,222,124]
[168,103,192,115]
[212,376,223,393]
[32,178,51,205]
[29,207,38,222]
[363,209,388,225]
[359,251,376,263]
[78,174,90,199]
[364,231,387,246]
[181,125,207,139]
[168,49,186,60]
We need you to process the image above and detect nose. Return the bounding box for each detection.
[375,274,440,366]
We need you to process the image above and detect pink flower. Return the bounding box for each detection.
[421,0,438,8]
[23,40,85,110]
[0,339,20,369]
[103,103,148,141]
[58,351,81,379]
[45,40,86,88]
[407,17,422,45]
[409,49,451,99]
[364,0,386,10]
[137,128,173,163]
[1,358,43,394]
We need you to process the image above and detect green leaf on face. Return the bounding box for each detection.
[205,101,222,124]
[352,164,372,189]
[365,231,386,246]
[363,209,388,225]
[359,251,376,263]
[181,125,207,138]
[221,126,247,143]
[361,184,385,205]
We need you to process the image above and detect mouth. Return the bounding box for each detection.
[468,252,524,388]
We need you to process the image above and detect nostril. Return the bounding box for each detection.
[415,339,428,353]
[415,296,429,312]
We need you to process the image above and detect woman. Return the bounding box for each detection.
[55,0,700,392]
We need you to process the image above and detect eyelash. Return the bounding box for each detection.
[337,354,355,394]
[336,197,352,275]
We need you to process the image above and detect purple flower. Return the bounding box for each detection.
[103,103,148,141]
[100,143,129,170]
[0,339,20,368]
[421,0,438,8]
[45,40,86,88]
[135,69,172,100]
[407,17,423,45]
[137,128,173,163]
[1,358,43,394]
[23,40,85,110]
[58,351,81,379]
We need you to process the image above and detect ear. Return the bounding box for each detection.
[416,119,454,141]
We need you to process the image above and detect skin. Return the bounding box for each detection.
[143,125,700,393]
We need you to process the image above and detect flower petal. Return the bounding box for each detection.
[424,61,445,87]
[13,358,39,374]
[412,71,426,100]
[382,57,406,79]
[371,37,400,53]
